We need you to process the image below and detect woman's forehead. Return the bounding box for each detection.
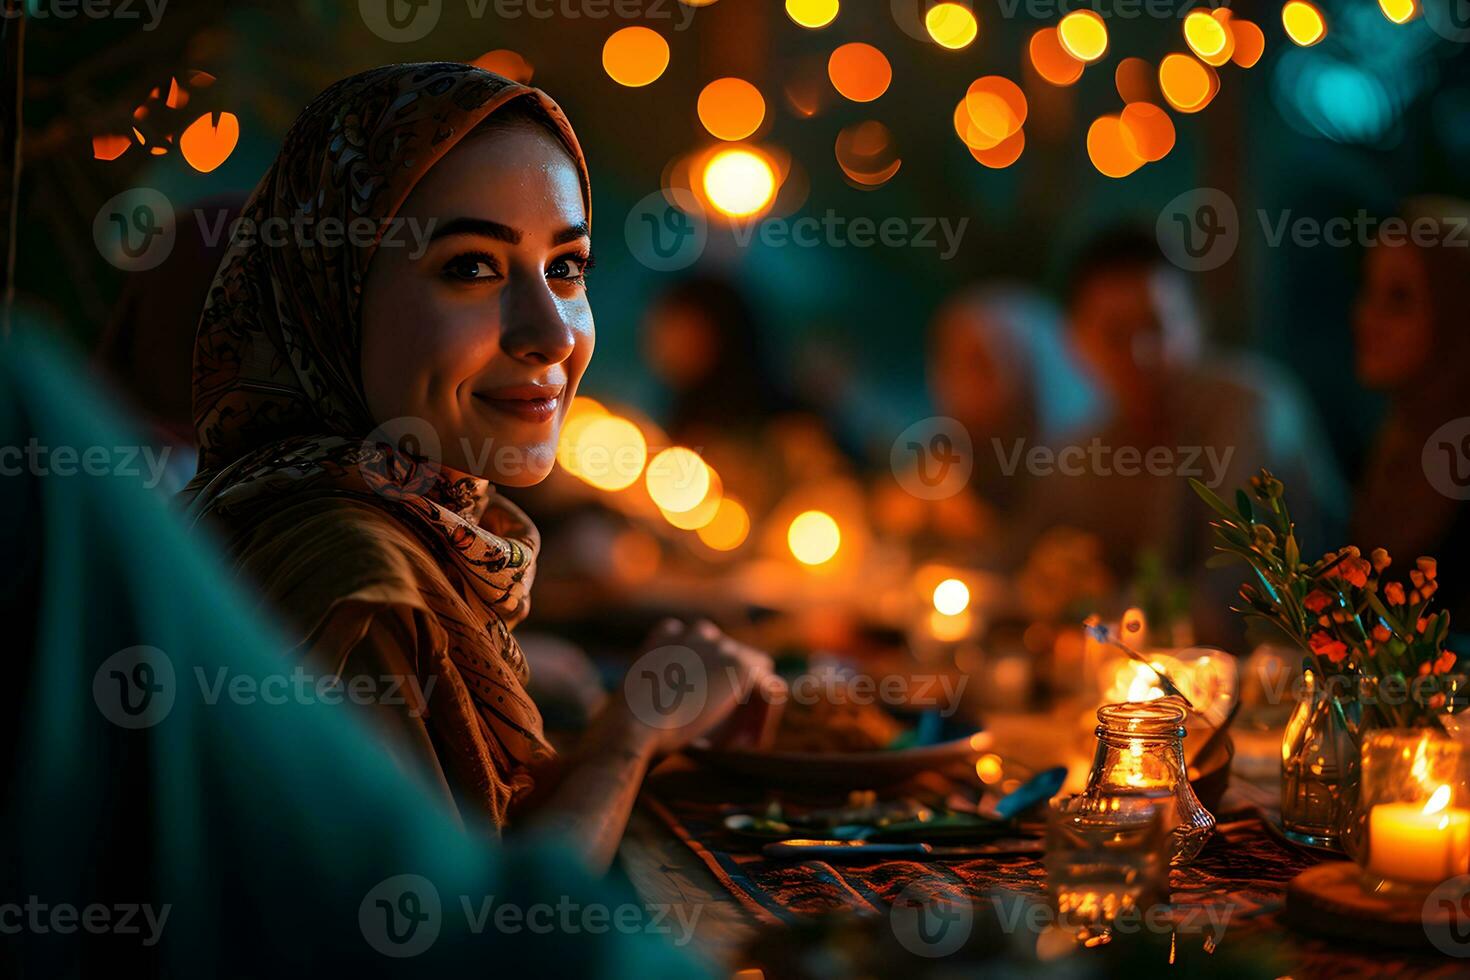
[404,127,587,229]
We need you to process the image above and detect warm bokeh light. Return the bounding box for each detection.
[664,489,722,530]
[787,510,841,565]
[969,127,1024,168]
[179,111,239,173]
[697,497,751,551]
[925,3,978,49]
[701,147,777,217]
[933,578,971,616]
[92,134,131,161]
[1379,0,1418,23]
[576,416,647,492]
[976,753,1003,784]
[1029,27,1083,86]
[827,43,892,102]
[1087,114,1144,178]
[602,27,670,87]
[646,447,711,513]
[697,78,766,141]
[1230,19,1266,68]
[1114,57,1153,104]
[1282,1,1327,47]
[963,76,1027,148]
[786,0,838,29]
[835,121,901,187]
[556,397,607,478]
[1057,9,1108,64]
[1158,53,1217,113]
[471,49,533,83]
[1184,9,1233,66]
[1119,102,1175,162]
[609,529,660,585]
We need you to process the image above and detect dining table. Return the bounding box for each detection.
[618,709,1469,979]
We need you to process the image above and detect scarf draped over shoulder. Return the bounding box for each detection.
[180,63,590,827]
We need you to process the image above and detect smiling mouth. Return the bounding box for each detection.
[473,386,563,424]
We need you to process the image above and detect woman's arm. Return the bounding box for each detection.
[524,619,776,873]
[524,704,661,872]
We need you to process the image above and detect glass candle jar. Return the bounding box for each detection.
[1352,728,1470,896]
[1072,699,1216,865]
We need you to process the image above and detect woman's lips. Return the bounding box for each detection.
[473,385,563,424]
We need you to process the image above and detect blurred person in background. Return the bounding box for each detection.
[1352,196,1470,630]
[643,272,851,517]
[928,284,1102,516]
[1004,225,1347,647]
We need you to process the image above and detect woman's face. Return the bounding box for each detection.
[360,120,593,485]
[1354,242,1434,391]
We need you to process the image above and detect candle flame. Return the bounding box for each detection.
[1425,784,1452,816]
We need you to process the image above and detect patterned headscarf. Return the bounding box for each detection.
[181,64,590,802]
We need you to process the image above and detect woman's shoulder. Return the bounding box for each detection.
[229,494,457,628]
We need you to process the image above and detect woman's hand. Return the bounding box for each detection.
[617,618,781,756]
[525,618,779,872]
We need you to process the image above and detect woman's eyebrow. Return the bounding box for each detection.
[429,217,522,244]
[552,222,590,246]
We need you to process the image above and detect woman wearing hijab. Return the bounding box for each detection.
[1352,196,1470,630]
[181,64,774,868]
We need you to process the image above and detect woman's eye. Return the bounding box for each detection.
[442,253,501,282]
[547,252,593,284]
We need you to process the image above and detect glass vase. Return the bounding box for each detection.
[1280,668,1361,851]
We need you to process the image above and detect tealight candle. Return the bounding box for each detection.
[1354,730,1470,895]
[1367,785,1470,886]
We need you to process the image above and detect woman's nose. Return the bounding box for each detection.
[500,276,576,366]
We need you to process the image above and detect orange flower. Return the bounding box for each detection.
[1309,631,1349,665]
[1418,557,1438,581]
[1434,650,1457,675]
[1371,548,1391,572]
[1384,582,1407,606]
[1371,624,1392,644]
[1327,556,1371,589]
[1304,590,1333,614]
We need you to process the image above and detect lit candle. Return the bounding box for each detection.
[1368,785,1470,885]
